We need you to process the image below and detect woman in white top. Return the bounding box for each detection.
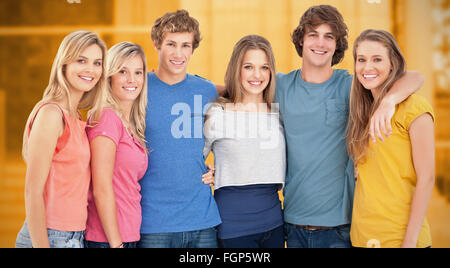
[203,35,286,248]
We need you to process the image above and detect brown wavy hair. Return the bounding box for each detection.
[291,5,348,66]
[346,29,407,165]
[151,9,201,51]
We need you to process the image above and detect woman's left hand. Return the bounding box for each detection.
[202,164,215,186]
[369,98,395,143]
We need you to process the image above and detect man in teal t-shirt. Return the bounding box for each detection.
[277,5,423,248]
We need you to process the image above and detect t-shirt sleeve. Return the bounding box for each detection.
[203,104,224,158]
[86,108,123,146]
[402,94,435,131]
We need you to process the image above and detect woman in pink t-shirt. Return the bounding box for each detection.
[15,31,107,248]
[84,42,149,248]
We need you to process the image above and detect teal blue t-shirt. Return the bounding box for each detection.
[275,69,355,227]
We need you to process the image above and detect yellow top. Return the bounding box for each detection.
[350,94,434,248]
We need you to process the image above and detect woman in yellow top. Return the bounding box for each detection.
[347,29,435,248]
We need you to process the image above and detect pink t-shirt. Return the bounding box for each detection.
[85,108,148,243]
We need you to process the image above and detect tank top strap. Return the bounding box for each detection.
[27,102,67,137]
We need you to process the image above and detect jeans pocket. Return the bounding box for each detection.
[334,225,351,243]
[15,222,33,248]
[283,223,292,241]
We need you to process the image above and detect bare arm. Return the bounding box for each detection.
[370,71,424,142]
[402,112,435,248]
[90,136,122,248]
[25,105,64,248]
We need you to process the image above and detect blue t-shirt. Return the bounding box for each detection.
[275,69,355,227]
[140,73,221,234]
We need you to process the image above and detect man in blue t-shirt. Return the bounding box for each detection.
[277,5,423,248]
[138,10,221,248]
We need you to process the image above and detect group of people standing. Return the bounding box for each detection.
[15,5,435,249]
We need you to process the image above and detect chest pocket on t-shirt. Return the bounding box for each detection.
[325,99,348,128]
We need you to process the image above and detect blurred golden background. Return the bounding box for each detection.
[0,0,448,247]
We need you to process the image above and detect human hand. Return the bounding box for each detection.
[202,164,215,186]
[369,98,395,142]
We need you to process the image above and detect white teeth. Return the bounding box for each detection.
[312,50,326,55]
[124,87,137,91]
[363,74,377,78]
[170,60,184,65]
[80,76,93,81]
[249,81,262,86]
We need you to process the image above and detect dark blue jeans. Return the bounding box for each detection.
[284,223,352,248]
[84,240,137,248]
[219,225,284,248]
[137,227,218,248]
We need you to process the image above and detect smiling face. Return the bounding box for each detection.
[301,24,337,70]
[155,31,194,84]
[65,44,103,94]
[355,40,392,95]
[240,49,271,101]
[110,54,145,104]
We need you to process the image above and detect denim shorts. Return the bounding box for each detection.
[15,221,85,248]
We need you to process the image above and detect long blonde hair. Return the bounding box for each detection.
[346,29,406,165]
[88,42,148,148]
[219,35,276,110]
[22,30,107,158]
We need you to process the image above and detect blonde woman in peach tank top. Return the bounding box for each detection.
[15,30,107,248]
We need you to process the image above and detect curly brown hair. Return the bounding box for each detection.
[151,9,202,51]
[291,5,348,66]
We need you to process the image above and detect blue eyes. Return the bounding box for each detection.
[77,59,102,66]
[357,58,382,63]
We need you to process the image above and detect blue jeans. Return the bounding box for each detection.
[219,225,284,248]
[15,221,84,248]
[84,240,137,248]
[284,223,352,248]
[137,227,218,248]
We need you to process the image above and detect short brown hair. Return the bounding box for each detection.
[151,9,201,51]
[291,5,348,66]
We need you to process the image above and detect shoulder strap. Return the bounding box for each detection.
[27,102,66,137]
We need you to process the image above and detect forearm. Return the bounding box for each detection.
[403,176,435,247]
[25,192,49,248]
[93,187,122,247]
